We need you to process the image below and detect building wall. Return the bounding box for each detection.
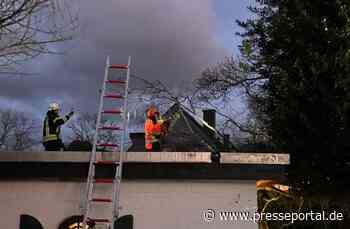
[0,180,258,229]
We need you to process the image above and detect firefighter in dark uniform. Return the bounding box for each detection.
[42,103,74,151]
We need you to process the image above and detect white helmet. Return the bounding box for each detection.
[48,102,60,111]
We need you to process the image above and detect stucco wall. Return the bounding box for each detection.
[0,180,258,229]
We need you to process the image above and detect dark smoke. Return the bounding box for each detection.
[0,0,228,117]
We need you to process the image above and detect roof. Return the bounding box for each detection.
[127,132,145,151]
[128,103,236,152]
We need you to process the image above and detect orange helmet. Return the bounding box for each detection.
[147,106,158,118]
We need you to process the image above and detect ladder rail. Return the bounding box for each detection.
[112,56,131,228]
[82,56,110,228]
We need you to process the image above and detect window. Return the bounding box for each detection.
[19,214,44,229]
[115,215,133,229]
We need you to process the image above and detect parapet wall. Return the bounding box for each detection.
[0,151,289,164]
[0,151,289,181]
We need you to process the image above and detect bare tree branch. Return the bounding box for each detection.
[196,56,267,101]
[12,114,38,150]
[195,56,271,144]
[0,0,78,72]
[0,110,17,148]
[130,71,269,146]
[204,100,257,135]
[131,74,200,113]
[67,112,121,151]
[0,109,39,151]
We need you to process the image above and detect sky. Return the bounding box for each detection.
[0,0,252,120]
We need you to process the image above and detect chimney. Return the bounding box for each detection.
[223,134,230,152]
[203,109,216,137]
[203,109,216,129]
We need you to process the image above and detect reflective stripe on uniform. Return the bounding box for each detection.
[43,116,59,143]
[150,137,159,143]
[45,118,50,137]
[44,134,58,142]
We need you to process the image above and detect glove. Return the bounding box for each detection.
[68,111,74,117]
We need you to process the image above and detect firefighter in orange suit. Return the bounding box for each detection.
[144,106,163,151]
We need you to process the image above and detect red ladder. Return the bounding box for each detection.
[82,56,131,229]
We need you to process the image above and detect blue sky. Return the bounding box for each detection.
[213,0,251,54]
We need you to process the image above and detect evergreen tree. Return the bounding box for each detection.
[238,0,350,193]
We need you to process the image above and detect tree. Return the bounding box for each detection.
[237,0,350,193]
[132,74,199,113]
[67,113,96,144]
[0,0,77,73]
[196,56,270,146]
[67,112,120,151]
[0,109,39,151]
[0,110,16,148]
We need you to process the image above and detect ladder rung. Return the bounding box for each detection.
[102,109,122,114]
[95,178,114,183]
[94,160,119,165]
[91,198,112,203]
[99,126,122,131]
[109,64,128,69]
[96,143,119,147]
[87,218,111,223]
[104,93,123,99]
[106,80,126,84]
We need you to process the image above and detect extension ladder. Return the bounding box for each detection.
[82,56,131,229]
